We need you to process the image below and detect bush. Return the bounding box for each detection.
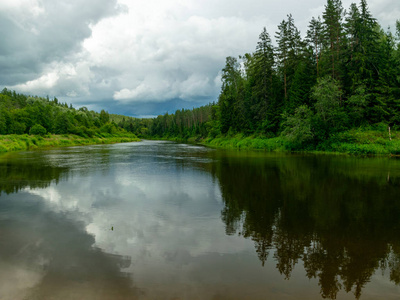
[29,124,47,136]
[281,105,314,149]
[100,123,118,134]
[12,122,26,134]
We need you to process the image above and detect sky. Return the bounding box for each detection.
[0,0,399,118]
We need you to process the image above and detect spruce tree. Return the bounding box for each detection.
[275,14,303,111]
[306,16,324,77]
[322,0,344,81]
[219,56,242,134]
[253,27,277,132]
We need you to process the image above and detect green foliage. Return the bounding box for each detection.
[11,122,26,134]
[311,76,349,142]
[204,135,286,151]
[281,105,314,149]
[0,89,122,139]
[0,134,139,153]
[99,109,110,125]
[347,85,368,125]
[312,76,342,122]
[2,1,400,156]
[29,124,47,136]
[134,1,400,155]
[100,123,119,134]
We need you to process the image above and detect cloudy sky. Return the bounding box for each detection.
[0,0,399,117]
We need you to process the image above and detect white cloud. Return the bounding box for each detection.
[11,59,93,97]
[85,8,266,104]
[13,72,59,91]
[1,0,399,114]
[78,0,400,107]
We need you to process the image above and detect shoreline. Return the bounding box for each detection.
[0,134,140,153]
[4,130,399,157]
[146,131,400,157]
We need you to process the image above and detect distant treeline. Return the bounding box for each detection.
[0,88,129,137]
[139,0,400,150]
[2,0,400,151]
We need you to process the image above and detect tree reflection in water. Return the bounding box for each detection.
[2,145,400,299]
[0,149,140,300]
[212,153,400,299]
[0,154,67,195]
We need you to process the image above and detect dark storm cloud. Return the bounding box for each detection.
[0,0,120,86]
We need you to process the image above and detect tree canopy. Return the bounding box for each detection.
[136,0,400,151]
[2,0,399,152]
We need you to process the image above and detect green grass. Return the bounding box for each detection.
[126,126,400,156]
[201,135,287,152]
[323,128,400,155]
[0,133,140,153]
[196,128,400,156]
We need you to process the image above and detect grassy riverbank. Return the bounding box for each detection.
[0,133,140,153]
[191,128,400,156]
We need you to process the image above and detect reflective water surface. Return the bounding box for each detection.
[0,140,400,299]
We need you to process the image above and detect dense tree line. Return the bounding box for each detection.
[0,88,128,137]
[3,0,399,148]
[143,0,400,149]
[145,104,217,139]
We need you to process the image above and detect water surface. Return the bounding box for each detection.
[0,140,400,299]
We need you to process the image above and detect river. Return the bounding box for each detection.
[0,140,399,299]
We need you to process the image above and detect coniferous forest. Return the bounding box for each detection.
[1,0,400,154]
[140,0,400,154]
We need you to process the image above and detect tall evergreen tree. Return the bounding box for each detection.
[275,14,303,110]
[322,0,344,80]
[252,27,280,132]
[345,0,384,123]
[343,3,361,93]
[357,0,379,87]
[374,28,400,125]
[275,19,290,100]
[306,16,324,77]
[218,56,242,134]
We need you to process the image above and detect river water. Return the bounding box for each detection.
[0,140,400,300]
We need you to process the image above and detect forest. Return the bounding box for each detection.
[0,88,129,137]
[0,88,141,152]
[1,0,400,154]
[139,0,400,153]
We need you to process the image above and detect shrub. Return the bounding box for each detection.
[12,122,26,134]
[29,124,47,136]
[281,105,314,150]
[100,123,118,134]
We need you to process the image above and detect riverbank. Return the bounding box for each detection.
[199,129,400,156]
[152,128,400,156]
[0,133,140,153]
